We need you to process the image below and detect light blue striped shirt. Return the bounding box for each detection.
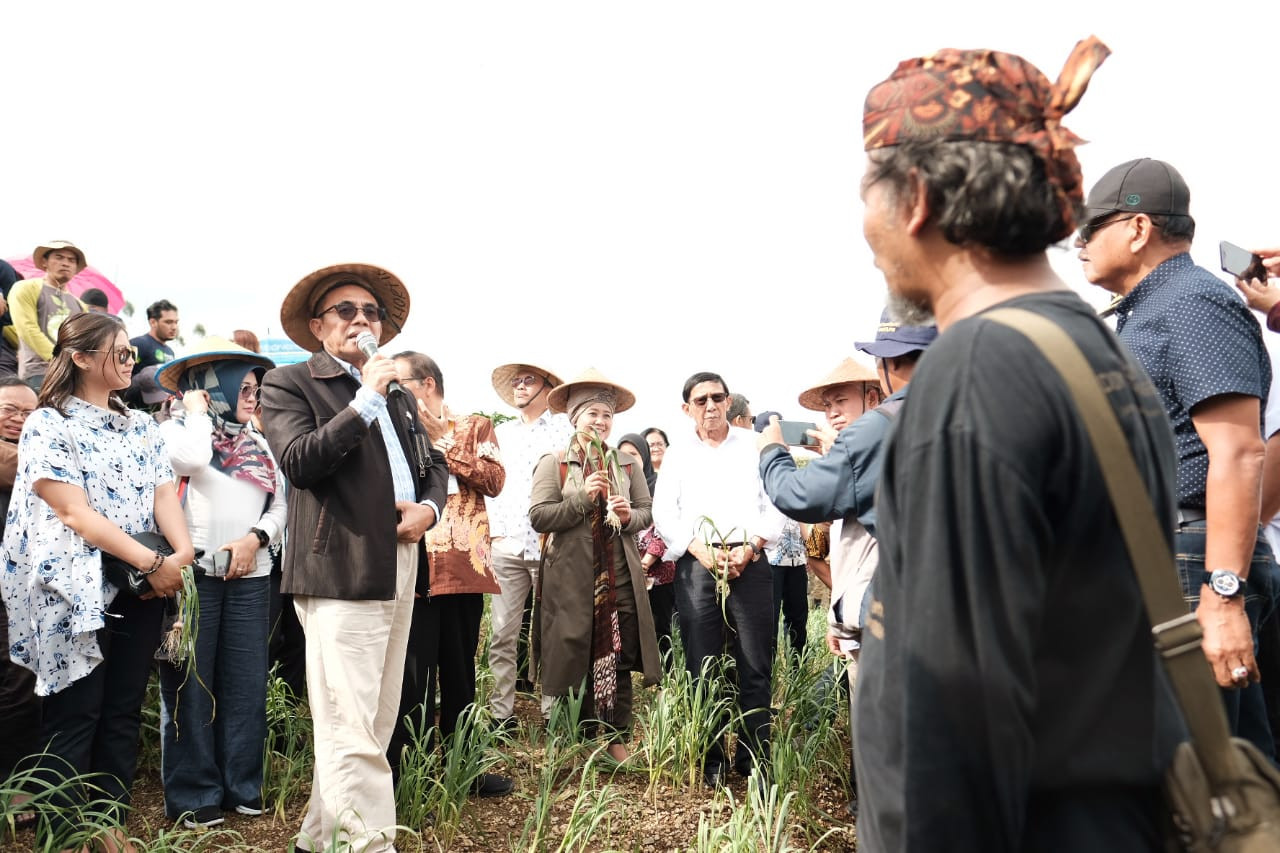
[335,357,434,517]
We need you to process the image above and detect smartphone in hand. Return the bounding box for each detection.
[1221,241,1267,282]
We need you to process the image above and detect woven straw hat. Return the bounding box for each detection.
[491,362,564,408]
[157,336,275,394]
[797,358,880,412]
[280,263,410,352]
[547,367,636,417]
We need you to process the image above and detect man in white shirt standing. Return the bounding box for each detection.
[486,362,572,727]
[652,371,785,787]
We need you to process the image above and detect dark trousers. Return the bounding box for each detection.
[676,554,773,774]
[0,602,41,779]
[771,562,808,656]
[159,575,269,817]
[34,593,163,842]
[268,562,306,699]
[647,581,677,666]
[388,592,481,777]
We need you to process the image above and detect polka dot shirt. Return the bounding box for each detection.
[1115,252,1270,507]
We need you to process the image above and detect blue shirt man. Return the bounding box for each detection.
[1080,157,1274,756]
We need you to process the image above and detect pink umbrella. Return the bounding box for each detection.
[5,256,126,315]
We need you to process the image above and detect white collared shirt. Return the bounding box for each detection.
[488,409,573,560]
[652,424,786,560]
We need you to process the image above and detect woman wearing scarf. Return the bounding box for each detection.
[155,337,286,828]
[615,432,677,666]
[529,370,660,761]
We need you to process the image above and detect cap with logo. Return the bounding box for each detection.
[1084,158,1191,222]
[854,309,939,360]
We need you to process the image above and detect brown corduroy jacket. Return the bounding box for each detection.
[261,350,447,600]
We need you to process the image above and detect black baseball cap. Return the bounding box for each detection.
[1084,158,1191,221]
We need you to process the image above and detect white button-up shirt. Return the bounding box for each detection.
[488,409,573,560]
[652,423,786,560]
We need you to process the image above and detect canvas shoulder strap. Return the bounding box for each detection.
[984,306,1244,788]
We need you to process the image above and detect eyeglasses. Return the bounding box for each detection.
[315,301,387,323]
[87,346,137,365]
[647,440,667,449]
[0,405,34,419]
[238,383,261,401]
[690,392,728,408]
[1077,214,1138,245]
[511,375,543,389]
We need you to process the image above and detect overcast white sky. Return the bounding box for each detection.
[5,2,1277,439]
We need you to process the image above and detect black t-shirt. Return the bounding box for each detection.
[130,333,174,372]
[856,291,1180,852]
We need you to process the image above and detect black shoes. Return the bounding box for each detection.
[702,763,726,788]
[472,772,515,797]
[181,805,225,829]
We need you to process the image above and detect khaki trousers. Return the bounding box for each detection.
[294,543,418,853]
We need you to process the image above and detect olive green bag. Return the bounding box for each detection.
[987,308,1280,852]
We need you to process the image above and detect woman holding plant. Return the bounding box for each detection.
[153,338,285,829]
[0,312,195,851]
[529,370,661,761]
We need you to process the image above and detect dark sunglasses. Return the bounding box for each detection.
[690,392,728,407]
[87,346,137,365]
[1077,214,1138,245]
[316,301,387,323]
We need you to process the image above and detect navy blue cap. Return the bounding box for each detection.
[854,309,938,359]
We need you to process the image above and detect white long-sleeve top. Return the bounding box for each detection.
[159,412,287,578]
[651,424,786,560]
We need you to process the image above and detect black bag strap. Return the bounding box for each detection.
[984,307,1245,789]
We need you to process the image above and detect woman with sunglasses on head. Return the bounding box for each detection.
[153,338,285,830]
[0,312,194,852]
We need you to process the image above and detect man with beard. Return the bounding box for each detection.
[10,241,87,390]
[853,38,1181,851]
[486,362,572,727]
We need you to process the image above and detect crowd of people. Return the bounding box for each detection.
[6,33,1280,853]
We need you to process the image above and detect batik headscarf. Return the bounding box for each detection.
[178,361,277,494]
[863,35,1111,241]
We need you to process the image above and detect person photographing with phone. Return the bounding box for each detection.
[1231,243,1280,331]
[153,337,286,828]
[1078,158,1277,757]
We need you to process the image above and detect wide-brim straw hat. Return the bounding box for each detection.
[547,367,636,417]
[157,336,276,394]
[491,362,564,408]
[34,240,87,273]
[280,263,410,352]
[798,357,880,412]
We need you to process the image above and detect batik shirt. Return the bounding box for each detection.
[1,397,172,696]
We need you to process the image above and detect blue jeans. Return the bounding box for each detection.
[160,574,270,816]
[676,554,773,774]
[1174,522,1278,759]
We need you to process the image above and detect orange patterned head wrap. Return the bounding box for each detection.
[863,36,1110,240]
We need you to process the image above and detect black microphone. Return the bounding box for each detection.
[355,331,404,395]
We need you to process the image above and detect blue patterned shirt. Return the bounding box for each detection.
[1114,253,1270,506]
[1,397,173,696]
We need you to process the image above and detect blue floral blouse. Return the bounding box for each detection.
[1,397,173,696]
